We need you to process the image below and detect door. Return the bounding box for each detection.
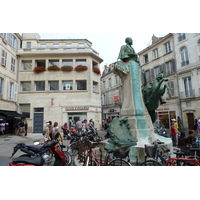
[33,113,44,133]
[187,113,194,130]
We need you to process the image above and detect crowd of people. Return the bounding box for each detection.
[42,119,95,143]
[170,116,200,148]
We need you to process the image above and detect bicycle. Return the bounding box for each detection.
[83,140,132,166]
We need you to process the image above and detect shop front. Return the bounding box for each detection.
[102,107,120,120]
[155,108,177,128]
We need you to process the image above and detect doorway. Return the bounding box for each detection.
[68,112,87,129]
[33,108,44,133]
[187,113,194,130]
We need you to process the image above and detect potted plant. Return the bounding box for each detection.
[75,65,88,72]
[47,65,60,71]
[93,67,101,75]
[61,66,73,72]
[33,66,46,73]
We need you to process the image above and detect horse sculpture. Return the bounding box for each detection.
[142,71,171,123]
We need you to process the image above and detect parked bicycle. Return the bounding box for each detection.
[83,140,132,166]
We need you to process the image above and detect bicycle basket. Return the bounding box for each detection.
[113,149,129,159]
[145,145,157,158]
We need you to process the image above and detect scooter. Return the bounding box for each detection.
[9,140,72,166]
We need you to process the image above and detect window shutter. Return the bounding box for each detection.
[150,68,154,81]
[7,81,10,100]
[171,59,176,73]
[14,83,18,102]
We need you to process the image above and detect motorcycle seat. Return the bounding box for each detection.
[12,156,44,166]
[73,132,82,137]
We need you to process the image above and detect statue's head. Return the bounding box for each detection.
[156,72,164,80]
[125,37,133,45]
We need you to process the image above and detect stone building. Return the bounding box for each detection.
[173,33,200,129]
[101,63,122,120]
[138,33,179,128]
[1,33,103,133]
[0,33,23,133]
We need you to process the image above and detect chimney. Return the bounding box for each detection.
[152,34,159,44]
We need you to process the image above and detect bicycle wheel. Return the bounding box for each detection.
[108,158,132,166]
[67,143,78,156]
[63,151,72,166]
[140,159,163,166]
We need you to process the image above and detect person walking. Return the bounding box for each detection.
[61,122,68,139]
[177,116,182,131]
[52,122,59,139]
[17,119,25,136]
[76,118,83,134]
[186,131,196,147]
[0,121,5,135]
[170,124,177,146]
[24,119,28,136]
[82,119,88,132]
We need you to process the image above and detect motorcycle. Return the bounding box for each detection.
[9,140,72,166]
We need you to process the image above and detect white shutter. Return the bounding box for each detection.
[14,83,18,102]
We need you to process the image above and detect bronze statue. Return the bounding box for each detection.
[142,71,172,123]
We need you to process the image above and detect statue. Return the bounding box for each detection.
[142,71,172,123]
[105,37,173,164]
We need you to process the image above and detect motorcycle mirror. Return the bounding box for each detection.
[34,142,40,145]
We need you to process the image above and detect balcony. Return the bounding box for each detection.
[180,89,196,99]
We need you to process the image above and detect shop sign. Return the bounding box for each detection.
[113,94,119,102]
[109,109,115,112]
[156,108,170,111]
[65,106,89,111]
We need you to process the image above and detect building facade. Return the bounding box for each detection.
[138,33,179,128]
[101,64,122,120]
[0,33,23,133]
[1,33,103,133]
[173,33,200,129]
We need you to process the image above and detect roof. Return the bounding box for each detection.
[39,38,92,44]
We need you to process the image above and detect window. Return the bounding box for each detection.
[26,42,31,48]
[145,70,150,83]
[198,40,200,60]
[180,47,189,66]
[168,81,175,96]
[62,60,73,67]
[108,92,112,104]
[35,60,45,67]
[115,75,118,85]
[34,108,44,112]
[35,81,45,91]
[66,43,72,47]
[102,94,106,105]
[21,82,31,92]
[164,42,171,53]
[76,59,86,66]
[49,60,59,67]
[0,77,4,98]
[103,80,106,90]
[76,80,87,90]
[92,61,98,68]
[9,82,14,101]
[143,54,149,64]
[40,43,46,48]
[78,43,84,47]
[183,77,192,97]
[152,48,159,59]
[62,81,73,91]
[11,57,15,72]
[93,81,98,93]
[108,78,112,87]
[1,49,7,66]
[154,66,160,77]
[53,43,59,48]
[22,60,32,70]
[178,33,186,42]
[166,61,172,75]
[48,81,59,91]
[20,104,30,118]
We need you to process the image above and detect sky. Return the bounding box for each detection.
[39,32,167,71]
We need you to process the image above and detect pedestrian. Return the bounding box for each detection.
[52,122,59,139]
[61,122,68,139]
[76,118,83,134]
[194,116,198,134]
[82,119,88,132]
[71,120,76,132]
[178,131,187,149]
[24,119,28,136]
[177,116,182,131]
[43,122,51,141]
[197,117,200,135]
[89,119,94,127]
[54,132,63,144]
[48,121,53,140]
[0,121,5,135]
[17,119,25,136]
[170,124,177,146]
[186,130,196,147]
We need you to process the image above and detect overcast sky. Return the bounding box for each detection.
[39,33,167,71]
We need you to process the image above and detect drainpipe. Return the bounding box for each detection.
[172,34,184,129]
[15,55,20,113]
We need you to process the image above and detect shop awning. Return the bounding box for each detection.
[0,110,25,119]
